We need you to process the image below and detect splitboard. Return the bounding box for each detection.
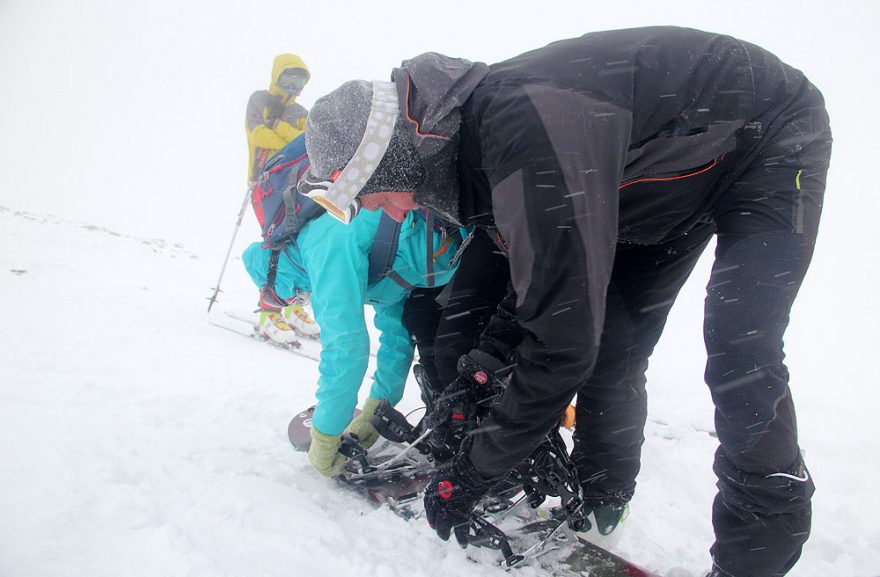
[287,406,661,576]
[289,406,433,517]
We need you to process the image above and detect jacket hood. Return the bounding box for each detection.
[270,53,310,99]
[391,53,489,225]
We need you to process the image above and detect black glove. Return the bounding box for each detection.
[424,452,495,547]
[422,350,508,460]
[423,350,507,430]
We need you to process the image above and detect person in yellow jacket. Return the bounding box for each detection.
[246,53,310,181]
[245,54,319,343]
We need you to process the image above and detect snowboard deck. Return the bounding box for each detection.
[287,406,660,576]
[288,405,362,451]
[567,536,660,577]
[288,405,433,516]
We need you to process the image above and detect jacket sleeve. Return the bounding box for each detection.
[275,103,308,142]
[467,84,632,478]
[246,91,291,150]
[282,102,309,127]
[299,218,372,436]
[273,120,305,144]
[368,298,414,407]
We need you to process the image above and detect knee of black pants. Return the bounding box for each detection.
[704,233,809,473]
[572,368,648,504]
[571,287,657,503]
[403,286,445,384]
[432,292,508,387]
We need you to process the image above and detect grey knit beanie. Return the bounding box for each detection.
[304,80,425,196]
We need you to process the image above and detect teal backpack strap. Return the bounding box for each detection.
[384,270,414,290]
[425,210,435,287]
[368,212,402,285]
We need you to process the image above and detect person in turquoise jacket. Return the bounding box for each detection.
[242,208,464,476]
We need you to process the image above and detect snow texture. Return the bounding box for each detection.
[1,1,878,576]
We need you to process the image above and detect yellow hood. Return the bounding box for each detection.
[269,53,310,100]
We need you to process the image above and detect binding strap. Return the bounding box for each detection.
[265,248,281,291]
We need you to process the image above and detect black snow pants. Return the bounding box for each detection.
[571,89,831,576]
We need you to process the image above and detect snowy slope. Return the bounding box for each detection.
[0,205,876,577]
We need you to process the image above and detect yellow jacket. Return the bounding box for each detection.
[245,54,310,182]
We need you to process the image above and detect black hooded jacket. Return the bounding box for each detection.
[392,26,827,478]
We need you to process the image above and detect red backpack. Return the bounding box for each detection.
[250,136,321,249]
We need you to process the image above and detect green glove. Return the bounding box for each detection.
[344,397,382,449]
[308,427,346,477]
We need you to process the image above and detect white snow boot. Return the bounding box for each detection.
[282,293,320,339]
[257,310,301,345]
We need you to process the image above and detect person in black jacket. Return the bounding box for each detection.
[297,27,832,577]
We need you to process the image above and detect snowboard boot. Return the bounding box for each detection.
[588,502,629,535]
[257,310,301,345]
[282,293,320,339]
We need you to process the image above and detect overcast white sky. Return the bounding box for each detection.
[1,0,876,249]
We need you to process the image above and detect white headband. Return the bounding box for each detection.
[318,80,400,211]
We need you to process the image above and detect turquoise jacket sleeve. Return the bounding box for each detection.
[298,212,412,436]
[369,298,413,406]
[299,215,371,436]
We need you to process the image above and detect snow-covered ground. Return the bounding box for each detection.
[1,204,875,576]
[1,1,878,576]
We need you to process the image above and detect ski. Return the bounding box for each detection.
[208,318,321,361]
[224,310,321,342]
[223,310,390,363]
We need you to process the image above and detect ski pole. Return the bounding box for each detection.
[207,186,253,313]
